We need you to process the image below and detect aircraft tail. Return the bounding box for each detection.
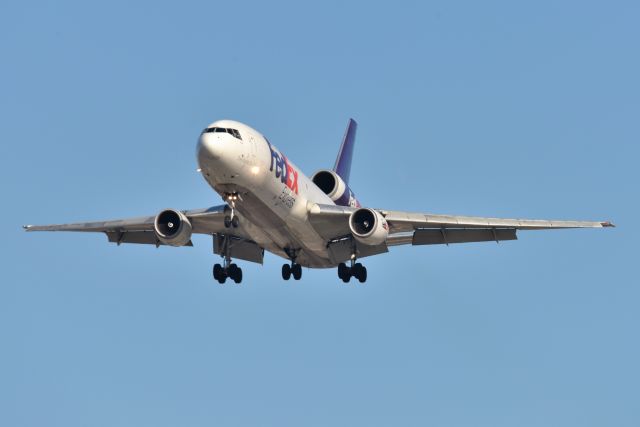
[333,118,357,184]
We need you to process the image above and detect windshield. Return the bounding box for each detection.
[202,127,242,140]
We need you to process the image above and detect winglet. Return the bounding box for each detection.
[601,221,615,228]
[333,118,358,184]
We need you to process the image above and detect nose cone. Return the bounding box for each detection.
[197,133,222,162]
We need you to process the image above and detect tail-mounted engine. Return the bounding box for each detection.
[348,208,388,246]
[311,169,360,207]
[154,209,193,247]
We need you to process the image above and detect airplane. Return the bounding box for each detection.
[24,119,614,284]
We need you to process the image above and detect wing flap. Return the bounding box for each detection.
[412,228,517,245]
[213,235,264,264]
[105,231,193,247]
[326,237,388,263]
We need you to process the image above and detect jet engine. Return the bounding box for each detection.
[311,170,347,201]
[154,209,193,247]
[312,169,360,207]
[348,208,388,246]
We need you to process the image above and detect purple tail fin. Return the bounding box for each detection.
[333,118,357,184]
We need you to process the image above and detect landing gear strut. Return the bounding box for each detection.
[337,259,367,283]
[212,232,242,284]
[223,193,240,228]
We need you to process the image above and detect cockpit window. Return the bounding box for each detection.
[202,127,242,140]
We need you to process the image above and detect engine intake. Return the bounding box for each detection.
[154,209,193,247]
[348,208,388,246]
[311,169,359,207]
[312,170,346,200]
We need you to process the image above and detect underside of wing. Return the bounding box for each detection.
[380,209,614,232]
[308,203,614,252]
[23,205,257,251]
[23,215,156,233]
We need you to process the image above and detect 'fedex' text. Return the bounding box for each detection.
[267,141,298,195]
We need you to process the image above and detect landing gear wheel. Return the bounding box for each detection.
[213,263,223,282]
[231,216,239,228]
[337,261,367,283]
[217,270,227,284]
[282,263,291,280]
[228,263,242,284]
[352,263,362,278]
[338,262,348,280]
[213,263,226,284]
[354,264,367,283]
[292,263,302,280]
[341,271,351,283]
[224,216,232,228]
[228,263,237,275]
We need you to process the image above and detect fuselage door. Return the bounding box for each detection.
[249,133,258,164]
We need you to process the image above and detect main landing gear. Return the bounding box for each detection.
[213,229,242,284]
[338,260,367,283]
[282,248,302,281]
[213,260,243,284]
[282,262,302,281]
[223,193,240,228]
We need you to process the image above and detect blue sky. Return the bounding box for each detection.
[1,1,638,426]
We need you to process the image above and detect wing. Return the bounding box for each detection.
[24,205,256,255]
[308,203,614,259]
[24,205,228,236]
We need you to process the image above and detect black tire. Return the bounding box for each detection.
[213,263,223,281]
[341,272,351,283]
[233,267,242,284]
[292,263,302,280]
[224,216,232,228]
[282,264,291,280]
[338,262,348,279]
[217,273,226,284]
[228,263,238,281]
[231,216,239,228]
[351,263,359,280]
[357,266,367,283]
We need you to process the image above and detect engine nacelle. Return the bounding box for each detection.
[348,208,388,246]
[154,209,193,247]
[311,169,359,207]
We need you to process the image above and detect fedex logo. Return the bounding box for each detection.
[267,141,299,195]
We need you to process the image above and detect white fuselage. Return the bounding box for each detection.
[196,120,337,267]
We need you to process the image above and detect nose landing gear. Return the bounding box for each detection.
[223,193,240,228]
